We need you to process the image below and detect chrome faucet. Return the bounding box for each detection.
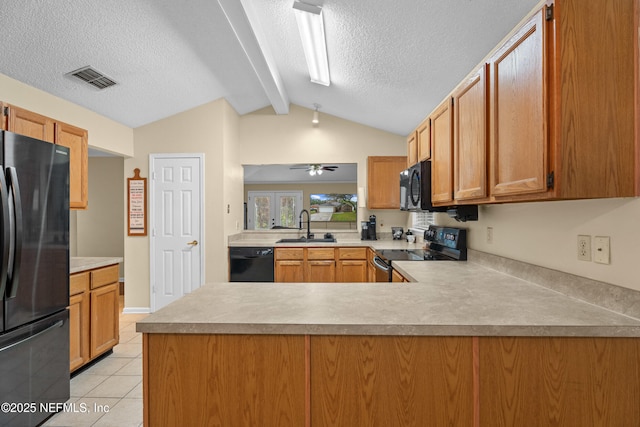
[299,209,311,240]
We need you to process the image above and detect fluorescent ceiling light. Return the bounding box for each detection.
[293,1,330,86]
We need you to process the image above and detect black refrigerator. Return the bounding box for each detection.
[0,131,70,426]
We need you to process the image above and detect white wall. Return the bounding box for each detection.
[76,157,125,276]
[439,197,640,291]
[239,104,409,232]
[124,99,240,309]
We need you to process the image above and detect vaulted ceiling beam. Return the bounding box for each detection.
[218,0,289,114]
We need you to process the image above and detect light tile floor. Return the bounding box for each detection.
[44,297,147,427]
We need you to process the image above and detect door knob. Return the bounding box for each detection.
[187,240,198,246]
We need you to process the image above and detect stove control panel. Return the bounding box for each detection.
[424,226,467,250]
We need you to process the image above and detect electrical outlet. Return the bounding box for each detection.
[593,236,610,264]
[577,235,591,261]
[486,227,493,244]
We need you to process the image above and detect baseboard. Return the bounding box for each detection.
[122,307,151,314]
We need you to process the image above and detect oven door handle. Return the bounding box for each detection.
[373,256,390,272]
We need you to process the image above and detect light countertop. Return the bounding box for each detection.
[137,261,640,337]
[70,257,123,274]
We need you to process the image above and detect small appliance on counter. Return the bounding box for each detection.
[371,225,467,281]
[391,227,404,240]
[361,215,377,240]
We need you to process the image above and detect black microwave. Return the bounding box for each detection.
[399,160,446,212]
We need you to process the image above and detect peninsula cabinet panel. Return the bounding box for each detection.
[3,104,54,142]
[479,337,640,426]
[454,65,488,202]
[489,8,548,199]
[430,98,454,205]
[145,334,306,427]
[367,156,407,209]
[311,335,474,426]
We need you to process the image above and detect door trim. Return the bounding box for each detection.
[148,153,205,313]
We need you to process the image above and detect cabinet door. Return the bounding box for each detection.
[489,9,548,198]
[454,65,488,201]
[430,98,454,204]
[90,282,119,358]
[336,260,368,282]
[407,131,417,167]
[391,269,407,283]
[4,104,54,142]
[306,261,335,283]
[311,336,474,426]
[417,118,431,161]
[275,260,305,282]
[367,156,408,209]
[55,121,89,209]
[69,292,90,372]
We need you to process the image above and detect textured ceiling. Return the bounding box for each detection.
[0,0,539,136]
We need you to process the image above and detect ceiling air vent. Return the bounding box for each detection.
[67,66,117,90]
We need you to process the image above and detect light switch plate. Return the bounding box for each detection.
[593,236,610,264]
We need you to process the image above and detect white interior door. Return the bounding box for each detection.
[247,191,302,229]
[150,154,204,312]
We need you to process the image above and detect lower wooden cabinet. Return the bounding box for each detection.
[90,282,119,358]
[69,264,120,372]
[144,334,306,426]
[68,291,90,372]
[275,247,371,283]
[144,334,640,427]
[336,247,368,282]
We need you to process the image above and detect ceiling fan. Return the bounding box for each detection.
[289,164,338,176]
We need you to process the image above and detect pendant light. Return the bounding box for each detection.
[312,103,320,125]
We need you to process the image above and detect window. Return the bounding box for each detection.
[412,211,436,230]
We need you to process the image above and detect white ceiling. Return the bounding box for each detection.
[0,0,539,136]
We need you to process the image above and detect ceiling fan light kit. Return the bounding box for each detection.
[293,1,331,86]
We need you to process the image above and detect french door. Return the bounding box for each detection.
[247,191,303,230]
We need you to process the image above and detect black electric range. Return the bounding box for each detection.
[372,226,467,281]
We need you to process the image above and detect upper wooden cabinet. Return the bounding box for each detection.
[489,9,548,199]
[367,156,407,209]
[407,131,417,167]
[421,0,640,205]
[2,103,89,209]
[55,122,89,209]
[416,118,431,162]
[430,98,454,205]
[488,0,639,201]
[454,65,488,202]
[2,104,54,143]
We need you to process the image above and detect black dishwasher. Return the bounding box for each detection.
[229,247,275,282]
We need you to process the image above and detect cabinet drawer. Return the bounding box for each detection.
[70,272,89,296]
[337,247,367,260]
[275,248,304,260]
[90,264,119,290]
[307,248,335,260]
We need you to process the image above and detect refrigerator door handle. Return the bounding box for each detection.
[6,167,22,299]
[0,169,9,297]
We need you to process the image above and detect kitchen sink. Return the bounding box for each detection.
[276,237,336,243]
